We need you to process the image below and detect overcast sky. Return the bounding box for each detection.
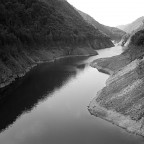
[67,0,144,27]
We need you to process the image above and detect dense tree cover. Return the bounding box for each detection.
[0,0,105,50]
[0,0,114,90]
[131,30,144,46]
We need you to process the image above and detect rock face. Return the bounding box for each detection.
[118,33,131,46]
[89,30,144,136]
[78,10,126,42]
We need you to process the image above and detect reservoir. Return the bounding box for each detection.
[0,47,143,144]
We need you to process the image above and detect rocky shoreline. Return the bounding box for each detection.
[0,47,98,90]
[89,51,144,137]
[88,97,144,137]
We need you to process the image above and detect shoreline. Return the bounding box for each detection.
[88,99,144,137]
[90,62,113,75]
[0,53,97,90]
[89,53,144,137]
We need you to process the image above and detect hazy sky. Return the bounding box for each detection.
[67,0,144,27]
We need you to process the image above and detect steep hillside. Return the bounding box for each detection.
[117,16,144,33]
[0,0,114,89]
[119,23,144,46]
[78,10,126,42]
[0,0,112,48]
[89,29,144,136]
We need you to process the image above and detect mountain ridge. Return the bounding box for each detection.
[117,16,144,33]
[78,10,126,42]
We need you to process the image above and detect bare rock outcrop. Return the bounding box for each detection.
[89,29,144,136]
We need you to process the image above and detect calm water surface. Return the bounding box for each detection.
[0,46,143,144]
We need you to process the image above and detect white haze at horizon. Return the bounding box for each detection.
[67,0,144,27]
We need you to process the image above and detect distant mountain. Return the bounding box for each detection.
[118,17,144,46]
[117,16,144,33]
[78,10,126,42]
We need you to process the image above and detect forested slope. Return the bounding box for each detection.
[0,0,114,88]
[78,10,125,42]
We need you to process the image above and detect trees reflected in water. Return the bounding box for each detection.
[0,58,87,133]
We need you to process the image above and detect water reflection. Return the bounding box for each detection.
[0,57,88,133]
[0,48,143,144]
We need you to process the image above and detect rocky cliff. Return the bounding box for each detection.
[89,29,144,136]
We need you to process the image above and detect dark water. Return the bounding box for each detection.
[0,47,143,144]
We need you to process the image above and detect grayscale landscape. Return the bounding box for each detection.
[0,0,144,144]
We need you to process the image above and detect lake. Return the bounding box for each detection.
[0,46,143,144]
